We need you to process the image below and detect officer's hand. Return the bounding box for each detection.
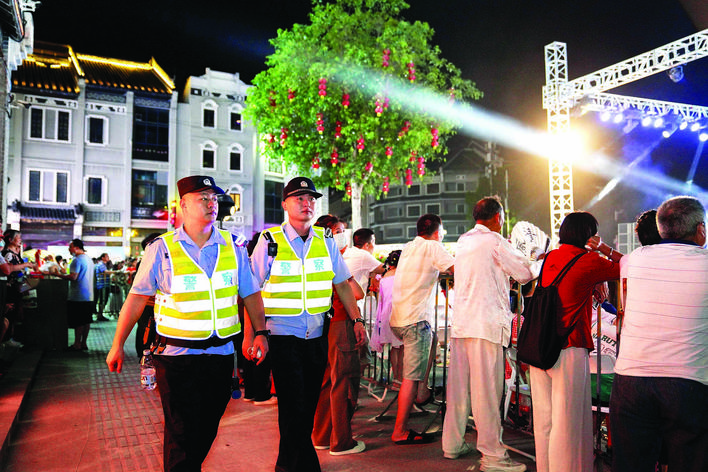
[106,346,125,373]
[251,335,269,365]
[353,322,367,348]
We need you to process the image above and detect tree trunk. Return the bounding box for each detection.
[350,181,363,230]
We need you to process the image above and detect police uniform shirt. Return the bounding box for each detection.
[250,223,351,339]
[131,225,260,355]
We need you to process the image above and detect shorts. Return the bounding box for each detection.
[391,321,432,381]
[67,301,94,328]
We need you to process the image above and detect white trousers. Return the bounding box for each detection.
[442,338,508,459]
[529,347,593,472]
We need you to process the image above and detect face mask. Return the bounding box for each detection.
[333,232,348,250]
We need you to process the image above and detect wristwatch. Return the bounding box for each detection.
[353,318,365,326]
[254,329,271,340]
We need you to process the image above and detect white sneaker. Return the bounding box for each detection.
[329,440,365,456]
[480,456,526,472]
[444,442,476,459]
[253,396,277,406]
[314,444,329,450]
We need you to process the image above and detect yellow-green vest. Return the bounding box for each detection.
[154,229,240,340]
[262,225,335,316]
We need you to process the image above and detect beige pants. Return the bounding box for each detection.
[530,347,593,472]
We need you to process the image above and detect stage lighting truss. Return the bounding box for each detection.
[542,29,708,240]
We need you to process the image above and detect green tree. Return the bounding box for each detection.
[245,0,481,228]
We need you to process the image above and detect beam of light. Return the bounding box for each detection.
[613,112,624,124]
[331,67,708,202]
[686,140,705,188]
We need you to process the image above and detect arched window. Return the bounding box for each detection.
[201,141,217,169]
[229,143,244,172]
[229,104,243,131]
[202,100,217,128]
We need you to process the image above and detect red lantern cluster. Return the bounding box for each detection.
[318,78,327,99]
[312,153,320,169]
[269,91,277,110]
[342,93,350,108]
[330,148,339,166]
[365,161,373,173]
[288,89,295,101]
[280,128,288,146]
[399,120,411,138]
[356,136,365,152]
[382,176,390,195]
[334,121,342,139]
[265,133,275,144]
[405,168,413,187]
[407,62,416,82]
[385,146,393,158]
[382,49,391,68]
[375,99,383,116]
[316,113,324,134]
[410,150,417,162]
[431,127,439,148]
[417,155,426,176]
[346,183,352,198]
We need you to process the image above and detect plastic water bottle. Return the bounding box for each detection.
[140,349,157,391]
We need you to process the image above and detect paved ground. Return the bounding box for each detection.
[0,320,612,472]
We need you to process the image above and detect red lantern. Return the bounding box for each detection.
[431,127,439,148]
[334,121,342,139]
[342,93,350,108]
[407,62,416,82]
[382,49,390,68]
[365,162,373,172]
[288,89,295,101]
[356,136,365,152]
[375,99,383,116]
[382,176,390,195]
[316,113,324,134]
[312,153,320,169]
[405,168,413,187]
[330,148,339,166]
[280,127,288,146]
[318,78,327,99]
[399,120,411,138]
[346,183,352,198]
[385,146,393,158]
[410,150,416,162]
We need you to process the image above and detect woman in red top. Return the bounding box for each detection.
[530,212,622,472]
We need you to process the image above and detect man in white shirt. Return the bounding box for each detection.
[390,214,454,445]
[343,228,385,316]
[612,196,708,472]
[442,196,537,471]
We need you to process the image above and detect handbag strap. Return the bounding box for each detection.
[538,251,585,288]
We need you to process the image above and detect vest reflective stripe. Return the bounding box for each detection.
[262,225,335,316]
[154,229,240,340]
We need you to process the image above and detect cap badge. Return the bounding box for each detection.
[300,181,308,187]
[203,178,211,186]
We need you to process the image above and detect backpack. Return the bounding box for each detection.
[516,251,584,370]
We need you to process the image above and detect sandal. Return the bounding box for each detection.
[393,429,434,445]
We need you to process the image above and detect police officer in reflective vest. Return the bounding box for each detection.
[107,175,268,472]
[250,176,365,472]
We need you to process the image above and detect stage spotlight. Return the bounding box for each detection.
[662,124,678,139]
[641,116,653,127]
[667,65,684,83]
[600,111,611,122]
[613,112,624,124]
[690,122,701,132]
[700,132,708,142]
[679,121,688,131]
[653,117,664,128]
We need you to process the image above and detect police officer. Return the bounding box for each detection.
[107,175,268,472]
[249,176,364,472]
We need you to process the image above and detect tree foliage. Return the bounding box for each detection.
[245,0,482,218]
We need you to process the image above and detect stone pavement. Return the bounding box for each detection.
[1,320,543,472]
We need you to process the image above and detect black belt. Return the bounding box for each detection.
[156,335,235,349]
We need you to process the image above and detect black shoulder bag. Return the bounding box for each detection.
[516,251,584,370]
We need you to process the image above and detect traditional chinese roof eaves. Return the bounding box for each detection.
[12,41,175,97]
[19,203,77,224]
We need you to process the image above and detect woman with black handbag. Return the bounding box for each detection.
[529,212,622,472]
[0,230,38,346]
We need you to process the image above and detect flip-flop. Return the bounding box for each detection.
[393,429,434,445]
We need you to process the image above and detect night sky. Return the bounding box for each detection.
[32,0,708,238]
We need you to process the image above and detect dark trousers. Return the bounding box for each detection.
[269,335,328,472]
[154,354,234,472]
[610,374,708,472]
[243,354,273,401]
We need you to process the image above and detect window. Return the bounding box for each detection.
[444,182,465,193]
[426,203,441,215]
[408,185,420,196]
[426,183,440,194]
[131,170,168,220]
[264,180,284,225]
[28,169,69,203]
[385,206,402,218]
[86,116,108,145]
[230,111,242,131]
[229,192,241,212]
[407,226,417,238]
[202,101,217,128]
[133,106,169,161]
[229,144,243,172]
[407,204,421,218]
[29,107,71,142]
[85,176,106,205]
[386,226,403,239]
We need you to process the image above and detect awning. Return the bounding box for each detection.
[19,204,77,224]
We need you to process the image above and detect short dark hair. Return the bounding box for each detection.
[2,229,19,247]
[417,213,442,237]
[384,249,402,268]
[353,228,375,248]
[657,196,706,240]
[70,238,84,250]
[635,210,661,246]
[473,196,503,221]
[558,212,598,249]
[314,214,344,231]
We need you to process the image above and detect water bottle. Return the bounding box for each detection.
[140,349,157,391]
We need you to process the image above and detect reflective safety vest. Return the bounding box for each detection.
[154,229,240,340]
[262,225,335,316]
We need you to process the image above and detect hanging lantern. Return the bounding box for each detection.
[407,62,416,82]
[405,168,413,187]
[382,48,390,68]
[431,127,439,148]
[316,113,325,134]
[334,121,342,139]
[288,89,295,101]
[346,183,352,198]
[383,97,390,110]
[385,146,393,158]
[312,153,320,169]
[382,176,390,196]
[410,150,417,162]
[265,133,275,144]
[330,148,339,166]
[318,78,327,98]
[399,120,411,138]
[280,127,288,146]
[342,93,350,108]
[375,99,383,116]
[365,161,373,172]
[356,136,365,152]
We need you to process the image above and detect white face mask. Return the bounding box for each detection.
[333,232,348,250]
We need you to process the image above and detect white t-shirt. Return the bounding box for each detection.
[390,236,454,327]
[616,242,708,385]
[343,246,382,292]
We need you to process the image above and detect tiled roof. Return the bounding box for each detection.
[12,40,174,97]
[19,203,77,224]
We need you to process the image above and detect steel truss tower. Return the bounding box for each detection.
[542,29,708,239]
